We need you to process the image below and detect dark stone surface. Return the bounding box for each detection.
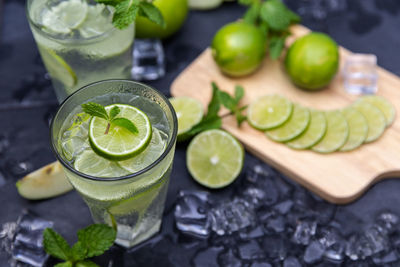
[1,0,400,266]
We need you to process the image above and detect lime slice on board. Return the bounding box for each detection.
[119,128,166,173]
[187,129,244,188]
[89,104,152,161]
[170,96,204,141]
[247,95,293,130]
[358,95,396,127]
[265,104,310,142]
[352,101,386,143]
[286,110,327,149]
[74,150,130,177]
[312,111,349,153]
[339,108,368,151]
[41,49,77,88]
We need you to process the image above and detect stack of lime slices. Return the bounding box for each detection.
[247,94,395,153]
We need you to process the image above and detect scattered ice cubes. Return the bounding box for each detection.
[192,246,223,267]
[283,256,302,267]
[343,53,378,95]
[218,249,241,267]
[239,225,264,241]
[273,200,294,215]
[174,191,211,238]
[262,235,288,260]
[237,240,265,260]
[304,240,325,264]
[292,220,317,245]
[372,250,399,265]
[131,39,165,81]
[0,210,53,267]
[318,227,345,262]
[375,212,399,234]
[265,214,286,233]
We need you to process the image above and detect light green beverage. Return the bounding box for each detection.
[26,0,134,102]
[51,80,177,247]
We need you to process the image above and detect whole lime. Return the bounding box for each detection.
[211,21,267,77]
[285,33,339,90]
[135,0,188,39]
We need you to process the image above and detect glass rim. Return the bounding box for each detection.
[50,79,178,182]
[25,0,118,44]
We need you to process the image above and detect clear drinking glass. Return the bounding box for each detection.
[26,0,135,102]
[50,80,177,248]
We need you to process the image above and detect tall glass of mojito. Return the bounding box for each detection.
[50,80,177,247]
[26,0,134,102]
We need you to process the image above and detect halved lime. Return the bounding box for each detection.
[79,4,112,38]
[339,108,368,151]
[89,104,152,161]
[265,104,310,142]
[74,150,130,177]
[187,129,244,188]
[312,111,349,153]
[352,101,386,143]
[40,49,77,87]
[170,97,204,141]
[286,110,327,149]
[119,128,166,173]
[248,95,293,130]
[42,0,88,33]
[358,95,396,127]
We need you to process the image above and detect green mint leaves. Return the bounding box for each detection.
[185,82,247,138]
[43,224,116,267]
[95,0,165,29]
[240,0,300,59]
[81,102,138,135]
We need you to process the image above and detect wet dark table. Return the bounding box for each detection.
[1,0,400,266]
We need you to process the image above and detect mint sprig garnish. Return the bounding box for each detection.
[239,0,300,59]
[95,0,165,29]
[43,224,116,267]
[81,102,138,135]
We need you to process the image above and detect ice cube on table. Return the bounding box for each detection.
[343,53,378,95]
[304,240,325,264]
[131,39,165,81]
[292,220,317,245]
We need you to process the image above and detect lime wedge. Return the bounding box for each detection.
[248,95,293,130]
[353,101,386,143]
[339,108,368,151]
[189,0,223,10]
[170,97,204,141]
[79,4,112,38]
[358,95,396,127]
[74,150,130,177]
[42,0,88,33]
[187,129,244,188]
[286,110,327,149]
[119,128,166,173]
[265,104,310,142]
[40,49,77,88]
[89,104,152,161]
[312,111,349,153]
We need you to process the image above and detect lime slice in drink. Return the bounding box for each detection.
[42,0,88,33]
[79,4,112,38]
[89,104,152,161]
[339,108,368,152]
[74,150,130,177]
[352,101,386,143]
[187,129,244,188]
[248,95,293,130]
[170,97,204,141]
[265,104,310,142]
[312,111,349,153]
[357,95,396,127]
[286,110,327,149]
[119,128,166,173]
[40,49,77,88]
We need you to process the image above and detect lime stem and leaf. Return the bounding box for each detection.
[94,0,166,29]
[81,102,138,135]
[239,0,300,59]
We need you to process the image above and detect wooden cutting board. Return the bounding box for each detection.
[170,25,400,204]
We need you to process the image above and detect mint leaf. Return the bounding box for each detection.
[139,2,166,28]
[186,116,222,137]
[77,224,116,258]
[55,262,73,267]
[71,241,87,262]
[238,0,255,5]
[205,82,221,120]
[81,102,109,121]
[234,85,245,103]
[260,0,291,31]
[243,2,261,25]
[43,228,71,261]
[113,0,140,29]
[269,35,286,59]
[218,91,236,111]
[76,260,100,267]
[109,106,120,121]
[111,118,139,134]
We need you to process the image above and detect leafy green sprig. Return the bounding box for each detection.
[81,102,138,135]
[239,0,300,59]
[43,224,116,267]
[95,0,166,29]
